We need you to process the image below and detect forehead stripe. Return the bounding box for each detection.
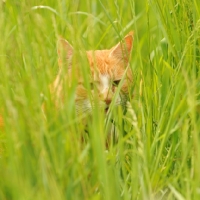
[99,74,109,88]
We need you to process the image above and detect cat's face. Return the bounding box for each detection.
[54,32,134,114]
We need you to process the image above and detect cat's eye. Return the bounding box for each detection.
[90,82,94,89]
[113,80,121,86]
[89,81,100,90]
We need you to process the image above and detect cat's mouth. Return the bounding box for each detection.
[105,107,109,113]
[104,104,111,113]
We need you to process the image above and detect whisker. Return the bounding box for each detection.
[74,94,130,116]
[76,106,92,115]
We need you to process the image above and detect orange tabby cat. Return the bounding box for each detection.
[52,31,134,114]
[0,32,134,129]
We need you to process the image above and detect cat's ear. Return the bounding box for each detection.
[57,37,74,61]
[109,31,134,62]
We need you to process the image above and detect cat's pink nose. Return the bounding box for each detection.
[105,99,111,105]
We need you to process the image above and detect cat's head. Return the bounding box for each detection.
[55,32,134,114]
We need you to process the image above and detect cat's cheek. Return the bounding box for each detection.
[75,99,92,115]
[121,80,132,92]
[75,87,88,99]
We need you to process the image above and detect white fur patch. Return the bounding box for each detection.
[99,74,109,92]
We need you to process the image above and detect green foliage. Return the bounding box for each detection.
[0,0,200,199]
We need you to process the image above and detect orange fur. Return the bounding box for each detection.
[0,115,3,129]
[53,32,134,114]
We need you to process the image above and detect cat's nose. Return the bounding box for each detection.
[99,88,113,105]
[105,99,111,105]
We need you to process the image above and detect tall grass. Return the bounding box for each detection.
[0,0,200,199]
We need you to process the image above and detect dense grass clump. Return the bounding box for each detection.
[0,0,200,199]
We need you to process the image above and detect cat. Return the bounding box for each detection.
[52,31,134,115]
[0,32,134,130]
